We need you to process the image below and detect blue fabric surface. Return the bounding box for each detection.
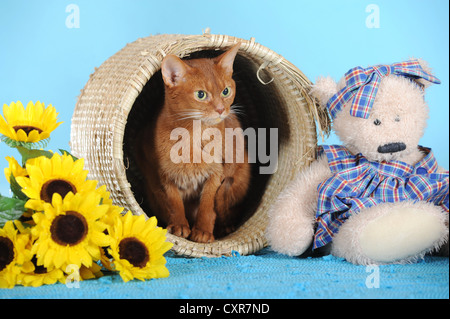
[1,249,448,299]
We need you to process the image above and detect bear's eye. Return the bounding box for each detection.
[395,116,400,122]
[373,119,381,126]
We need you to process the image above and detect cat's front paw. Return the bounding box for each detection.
[190,227,215,243]
[167,223,191,239]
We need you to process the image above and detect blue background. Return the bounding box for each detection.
[0,0,448,196]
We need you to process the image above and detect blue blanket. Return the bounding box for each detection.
[1,249,448,299]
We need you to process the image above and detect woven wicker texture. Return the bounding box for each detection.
[70,32,329,257]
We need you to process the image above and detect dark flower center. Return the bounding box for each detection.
[0,236,15,272]
[50,211,88,246]
[13,125,43,135]
[118,237,149,268]
[31,255,47,274]
[40,179,77,203]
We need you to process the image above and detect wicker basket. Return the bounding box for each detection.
[70,31,329,257]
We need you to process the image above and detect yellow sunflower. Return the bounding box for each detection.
[16,152,98,212]
[0,101,62,146]
[107,211,172,282]
[17,254,65,287]
[0,221,33,288]
[97,193,124,272]
[4,157,40,222]
[31,192,111,270]
[79,262,103,280]
[4,156,39,183]
[4,156,27,183]
[100,199,123,231]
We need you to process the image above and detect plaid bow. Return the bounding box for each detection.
[326,60,441,119]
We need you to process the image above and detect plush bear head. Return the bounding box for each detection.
[311,59,440,163]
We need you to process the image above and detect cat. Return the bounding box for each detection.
[135,43,251,243]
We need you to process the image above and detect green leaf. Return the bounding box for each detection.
[16,146,53,165]
[59,149,79,161]
[0,194,27,227]
[9,174,28,201]
[0,135,50,150]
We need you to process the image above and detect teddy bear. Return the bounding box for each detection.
[265,59,449,265]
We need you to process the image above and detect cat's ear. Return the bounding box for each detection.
[161,54,190,88]
[215,43,241,76]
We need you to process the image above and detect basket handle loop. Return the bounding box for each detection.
[256,61,274,85]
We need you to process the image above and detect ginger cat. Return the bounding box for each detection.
[135,44,251,243]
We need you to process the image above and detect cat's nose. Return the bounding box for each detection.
[216,107,225,115]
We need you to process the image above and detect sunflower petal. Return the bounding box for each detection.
[123,211,134,235]
[24,198,45,211]
[51,153,62,175]
[27,129,41,142]
[16,129,28,142]
[26,164,45,185]
[0,114,12,137]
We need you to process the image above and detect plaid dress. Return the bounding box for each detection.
[313,145,449,249]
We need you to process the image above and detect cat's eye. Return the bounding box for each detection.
[195,90,207,101]
[373,119,381,126]
[221,87,231,97]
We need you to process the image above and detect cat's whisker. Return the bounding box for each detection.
[230,104,246,118]
[170,109,201,114]
[173,111,202,116]
[231,104,245,111]
[176,116,199,121]
[176,113,202,117]
[177,109,202,113]
[176,114,204,121]
[173,110,204,121]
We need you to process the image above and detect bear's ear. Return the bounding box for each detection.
[309,76,339,108]
[414,58,435,90]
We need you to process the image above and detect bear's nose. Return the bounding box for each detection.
[377,142,406,154]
